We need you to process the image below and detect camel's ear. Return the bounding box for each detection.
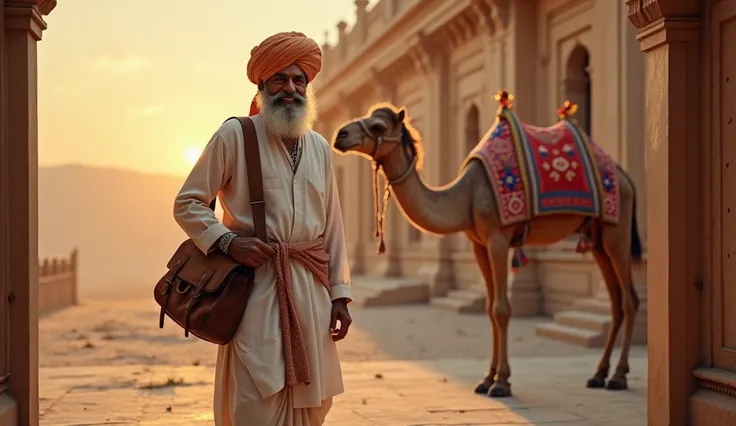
[397,108,406,122]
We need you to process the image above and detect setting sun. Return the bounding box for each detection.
[184,147,203,166]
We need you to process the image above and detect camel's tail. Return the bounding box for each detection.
[630,193,643,261]
[617,164,643,261]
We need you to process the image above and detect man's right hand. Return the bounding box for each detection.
[227,237,275,268]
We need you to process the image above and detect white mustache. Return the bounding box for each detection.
[270,91,306,104]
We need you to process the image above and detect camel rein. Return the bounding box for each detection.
[357,118,418,254]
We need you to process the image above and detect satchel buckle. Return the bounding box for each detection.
[186,292,202,310]
[161,278,173,295]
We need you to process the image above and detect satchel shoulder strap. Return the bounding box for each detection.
[236,117,267,243]
[208,116,267,243]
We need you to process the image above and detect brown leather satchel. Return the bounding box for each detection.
[154,116,267,345]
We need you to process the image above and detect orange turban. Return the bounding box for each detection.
[246,31,322,116]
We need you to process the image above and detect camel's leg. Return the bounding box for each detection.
[601,226,638,391]
[586,247,624,388]
[471,240,499,394]
[486,235,513,398]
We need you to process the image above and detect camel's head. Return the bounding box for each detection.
[331,103,423,169]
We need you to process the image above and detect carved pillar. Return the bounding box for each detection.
[493,0,543,316]
[366,69,404,277]
[409,33,454,296]
[2,2,53,425]
[342,98,370,276]
[626,1,704,425]
[0,0,7,411]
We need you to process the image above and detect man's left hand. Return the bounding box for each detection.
[329,298,352,341]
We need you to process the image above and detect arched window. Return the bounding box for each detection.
[564,45,592,135]
[465,104,480,153]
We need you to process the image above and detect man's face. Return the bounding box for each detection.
[264,64,307,98]
[257,64,316,139]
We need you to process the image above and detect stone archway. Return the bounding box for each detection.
[564,44,592,135]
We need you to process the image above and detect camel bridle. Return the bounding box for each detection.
[355,116,419,255]
[356,117,417,186]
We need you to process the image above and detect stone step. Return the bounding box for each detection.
[535,322,605,347]
[430,290,486,314]
[430,296,468,310]
[351,276,430,307]
[448,289,487,301]
[554,310,612,334]
[573,298,612,315]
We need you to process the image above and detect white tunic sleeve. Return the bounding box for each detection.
[322,149,352,302]
[173,121,238,254]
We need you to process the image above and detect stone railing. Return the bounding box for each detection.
[318,0,416,82]
[38,249,78,315]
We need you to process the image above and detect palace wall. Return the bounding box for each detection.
[314,0,647,345]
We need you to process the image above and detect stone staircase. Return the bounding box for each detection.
[535,283,647,347]
[429,288,486,313]
[349,276,431,307]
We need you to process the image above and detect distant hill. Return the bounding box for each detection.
[38,164,222,300]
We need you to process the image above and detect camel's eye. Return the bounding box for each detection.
[370,123,385,133]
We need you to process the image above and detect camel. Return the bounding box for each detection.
[330,91,643,398]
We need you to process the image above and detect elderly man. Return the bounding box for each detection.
[173,31,352,426]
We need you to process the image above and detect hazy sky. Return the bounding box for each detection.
[38,0,369,177]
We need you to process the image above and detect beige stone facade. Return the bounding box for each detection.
[313,0,648,341]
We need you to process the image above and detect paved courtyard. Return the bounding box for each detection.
[39,354,646,425]
[38,296,647,425]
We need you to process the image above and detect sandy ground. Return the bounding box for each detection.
[39,297,640,369]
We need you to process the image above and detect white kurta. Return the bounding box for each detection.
[173,114,351,425]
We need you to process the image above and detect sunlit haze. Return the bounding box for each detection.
[184,146,203,166]
[38,0,371,177]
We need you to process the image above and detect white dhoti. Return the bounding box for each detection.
[214,343,333,426]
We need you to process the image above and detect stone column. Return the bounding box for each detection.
[340,98,371,276]
[2,2,53,425]
[0,0,7,415]
[410,32,454,296]
[498,0,543,316]
[626,1,703,425]
[364,70,404,277]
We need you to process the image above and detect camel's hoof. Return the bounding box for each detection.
[586,375,607,389]
[474,379,494,394]
[488,382,512,398]
[606,376,628,391]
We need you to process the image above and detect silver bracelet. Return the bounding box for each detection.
[218,232,238,254]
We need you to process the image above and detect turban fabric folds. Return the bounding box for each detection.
[246,31,323,116]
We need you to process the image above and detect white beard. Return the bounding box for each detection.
[256,85,317,139]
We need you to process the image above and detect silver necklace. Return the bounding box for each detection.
[287,138,300,171]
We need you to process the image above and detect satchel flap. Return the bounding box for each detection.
[167,240,243,292]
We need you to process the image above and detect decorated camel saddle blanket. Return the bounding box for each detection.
[461,97,620,228]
